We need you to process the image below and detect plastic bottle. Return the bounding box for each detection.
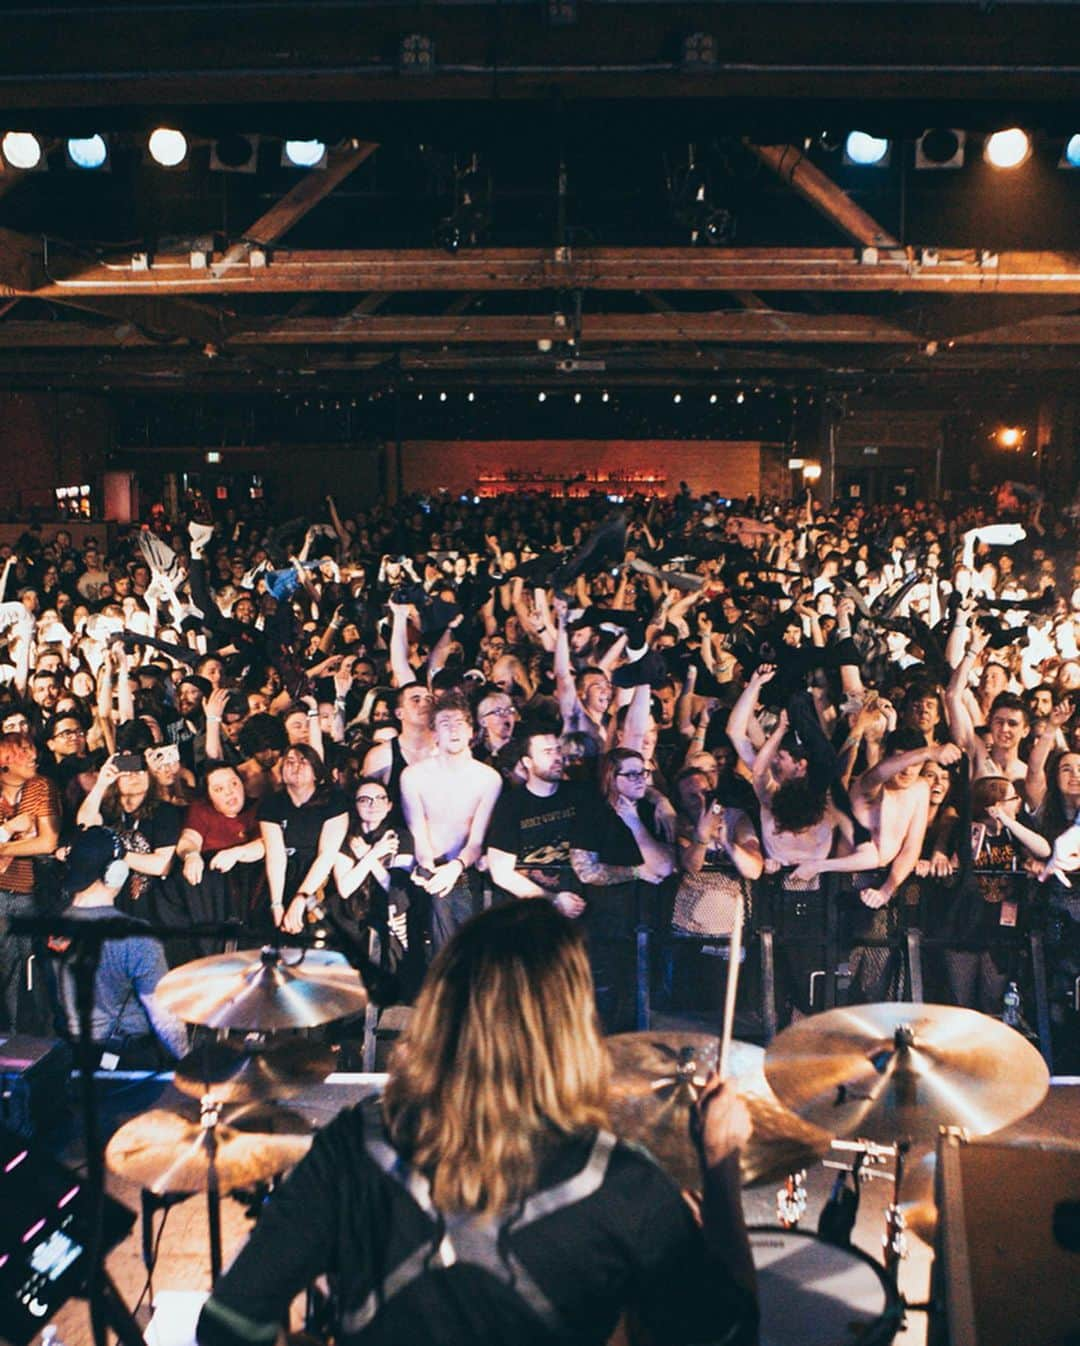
[1002,981,1022,1028]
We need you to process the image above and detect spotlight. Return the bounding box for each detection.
[399,33,436,73]
[673,393,682,404]
[439,391,448,402]
[916,129,965,170]
[709,393,718,404]
[1061,134,1080,168]
[984,128,1031,170]
[66,135,108,171]
[1,132,43,170]
[538,392,547,402]
[467,391,475,402]
[601,391,610,403]
[282,139,326,169]
[574,393,582,404]
[417,393,424,401]
[148,128,188,168]
[736,391,745,404]
[843,132,890,167]
[802,462,822,482]
[996,426,1025,448]
[212,133,259,173]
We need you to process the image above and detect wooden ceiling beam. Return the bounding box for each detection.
[28,248,1080,297]
[744,142,898,248]
[212,140,378,276]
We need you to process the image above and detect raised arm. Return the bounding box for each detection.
[728,664,774,769]
[388,601,415,689]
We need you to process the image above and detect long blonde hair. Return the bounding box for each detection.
[382,901,609,1216]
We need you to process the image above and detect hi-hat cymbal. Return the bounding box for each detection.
[606,1032,832,1191]
[173,1039,339,1104]
[105,1105,313,1194]
[154,946,368,1030]
[764,1003,1050,1149]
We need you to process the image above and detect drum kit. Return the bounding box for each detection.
[608,1003,1051,1346]
[102,941,1052,1346]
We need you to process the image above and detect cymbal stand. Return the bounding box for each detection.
[200,1094,225,1285]
[824,1137,909,1284]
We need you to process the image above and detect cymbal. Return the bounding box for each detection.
[606,1032,831,1191]
[173,1039,339,1104]
[154,946,368,1030]
[764,1003,1050,1149]
[105,1105,313,1194]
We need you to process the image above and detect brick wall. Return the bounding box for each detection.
[397,440,764,499]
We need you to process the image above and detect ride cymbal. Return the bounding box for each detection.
[606,1032,831,1190]
[764,1003,1050,1148]
[154,946,368,1030]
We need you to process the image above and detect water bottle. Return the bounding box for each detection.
[1002,981,1022,1028]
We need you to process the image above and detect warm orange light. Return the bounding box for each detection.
[996,426,1024,448]
[802,462,822,482]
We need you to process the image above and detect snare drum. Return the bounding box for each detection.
[748,1227,900,1346]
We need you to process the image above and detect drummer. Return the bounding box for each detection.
[56,826,188,1069]
[197,901,758,1346]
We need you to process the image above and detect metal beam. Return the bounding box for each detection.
[744,142,899,247]
[27,248,1080,298]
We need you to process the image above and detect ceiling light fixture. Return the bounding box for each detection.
[282,139,326,169]
[147,127,188,168]
[66,135,108,170]
[984,128,1032,170]
[843,131,890,167]
[2,132,43,170]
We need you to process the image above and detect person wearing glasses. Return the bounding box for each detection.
[332,777,420,995]
[473,689,520,771]
[569,747,675,1031]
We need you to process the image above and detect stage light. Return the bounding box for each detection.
[538,392,547,402]
[66,135,108,170]
[439,391,448,402]
[843,132,890,167]
[2,132,42,170]
[282,139,326,169]
[601,392,609,403]
[574,393,582,404]
[467,391,475,402]
[709,393,718,404]
[673,393,682,404]
[916,129,965,170]
[148,128,188,167]
[984,128,1031,170]
[803,462,822,482]
[736,391,745,404]
[211,134,258,173]
[996,426,1024,448]
[417,393,424,401]
[1062,135,1080,168]
[399,33,435,73]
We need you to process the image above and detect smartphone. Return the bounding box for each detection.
[113,753,145,773]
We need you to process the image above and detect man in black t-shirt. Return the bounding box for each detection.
[485,731,586,919]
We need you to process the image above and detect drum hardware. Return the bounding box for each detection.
[774,1170,806,1229]
[824,1138,910,1279]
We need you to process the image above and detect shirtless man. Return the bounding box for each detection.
[947,627,1030,782]
[362,683,437,806]
[751,708,877,1019]
[848,732,961,1000]
[400,692,502,951]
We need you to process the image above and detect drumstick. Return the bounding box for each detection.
[717,893,744,1079]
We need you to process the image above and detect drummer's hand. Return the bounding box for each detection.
[696,1075,751,1170]
[281,895,307,933]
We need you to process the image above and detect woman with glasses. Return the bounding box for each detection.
[569,747,675,1031]
[331,777,421,996]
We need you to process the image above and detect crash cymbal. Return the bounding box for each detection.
[764,1003,1050,1149]
[606,1032,831,1191]
[173,1039,339,1104]
[154,946,368,1030]
[105,1105,313,1194]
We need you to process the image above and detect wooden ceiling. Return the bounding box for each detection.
[1,1,1079,395]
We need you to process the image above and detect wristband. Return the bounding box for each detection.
[206,715,222,723]
[307,710,319,719]
[334,698,347,708]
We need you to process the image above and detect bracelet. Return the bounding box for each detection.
[307,710,318,719]
[334,698,347,708]
[206,715,222,723]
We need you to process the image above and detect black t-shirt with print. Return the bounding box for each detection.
[486,781,587,897]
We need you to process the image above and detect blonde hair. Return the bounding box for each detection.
[382,902,609,1216]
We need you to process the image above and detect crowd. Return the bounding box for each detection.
[1,477,1078,1066]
